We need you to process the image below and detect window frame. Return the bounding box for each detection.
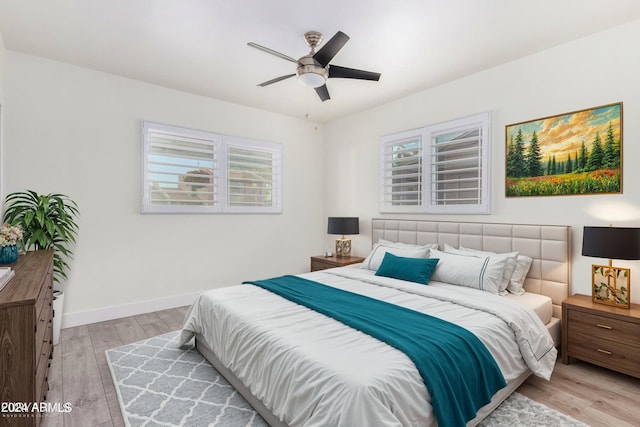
[380,112,491,214]
[142,121,282,214]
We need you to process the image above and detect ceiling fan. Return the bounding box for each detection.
[247,31,381,102]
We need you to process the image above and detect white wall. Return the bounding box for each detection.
[0,32,5,102]
[3,52,325,325]
[324,20,640,302]
[0,32,6,201]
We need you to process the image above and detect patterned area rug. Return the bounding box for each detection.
[106,331,589,427]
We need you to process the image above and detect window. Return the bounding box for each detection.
[380,112,490,214]
[142,122,282,213]
[380,129,423,209]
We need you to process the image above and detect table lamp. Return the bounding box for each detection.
[582,226,640,308]
[327,217,359,258]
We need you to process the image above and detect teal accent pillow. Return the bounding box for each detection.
[375,252,439,284]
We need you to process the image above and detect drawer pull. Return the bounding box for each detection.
[596,324,612,330]
[597,348,612,355]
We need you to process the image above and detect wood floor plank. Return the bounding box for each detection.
[87,321,126,427]
[94,355,125,427]
[519,360,640,427]
[519,377,627,427]
[87,321,123,353]
[156,305,188,330]
[111,314,149,344]
[132,311,173,337]
[60,326,111,427]
[548,364,638,415]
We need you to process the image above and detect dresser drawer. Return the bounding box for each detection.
[36,322,53,402]
[567,309,640,347]
[567,327,640,377]
[35,293,53,353]
[35,273,52,313]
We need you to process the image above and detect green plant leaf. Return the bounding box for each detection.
[3,190,79,284]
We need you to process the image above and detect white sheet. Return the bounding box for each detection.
[503,291,553,325]
[180,267,557,427]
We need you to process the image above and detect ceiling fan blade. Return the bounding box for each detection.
[258,74,296,87]
[313,31,349,67]
[315,84,330,102]
[329,65,381,81]
[247,42,298,63]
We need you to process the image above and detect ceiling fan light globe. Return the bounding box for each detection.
[297,72,326,88]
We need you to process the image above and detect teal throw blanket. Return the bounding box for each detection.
[244,275,507,427]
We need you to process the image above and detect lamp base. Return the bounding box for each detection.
[591,262,631,309]
[335,237,352,258]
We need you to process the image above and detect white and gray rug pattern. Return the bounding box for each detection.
[106,332,267,427]
[106,331,589,427]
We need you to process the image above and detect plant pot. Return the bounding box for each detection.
[52,290,64,345]
[0,244,19,264]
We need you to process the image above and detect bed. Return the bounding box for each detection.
[180,219,571,427]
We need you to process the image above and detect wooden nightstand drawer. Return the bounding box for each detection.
[567,328,640,377]
[567,309,640,347]
[311,259,337,271]
[310,255,365,272]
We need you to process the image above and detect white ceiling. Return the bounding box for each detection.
[1,1,640,123]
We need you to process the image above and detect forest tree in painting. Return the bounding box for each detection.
[505,103,621,197]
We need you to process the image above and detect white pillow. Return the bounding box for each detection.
[508,255,533,295]
[429,249,510,294]
[444,244,519,295]
[452,245,532,295]
[361,240,435,271]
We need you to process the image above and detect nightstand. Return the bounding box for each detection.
[562,294,640,379]
[310,255,365,272]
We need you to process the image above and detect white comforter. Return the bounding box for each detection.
[180,266,557,427]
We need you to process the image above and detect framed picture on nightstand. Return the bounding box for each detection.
[592,264,630,308]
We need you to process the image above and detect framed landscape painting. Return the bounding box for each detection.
[505,102,622,197]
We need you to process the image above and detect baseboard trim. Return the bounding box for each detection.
[61,291,201,329]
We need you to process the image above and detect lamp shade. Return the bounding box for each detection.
[327,217,359,235]
[582,226,640,260]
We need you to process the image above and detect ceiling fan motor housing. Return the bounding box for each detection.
[296,55,327,88]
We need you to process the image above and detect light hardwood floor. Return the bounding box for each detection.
[40,307,640,427]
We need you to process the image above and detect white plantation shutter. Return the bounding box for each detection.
[380,112,490,214]
[142,122,282,213]
[426,112,490,213]
[380,130,424,212]
[143,122,220,213]
[225,139,282,213]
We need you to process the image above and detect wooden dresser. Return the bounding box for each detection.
[562,294,640,379]
[0,250,55,427]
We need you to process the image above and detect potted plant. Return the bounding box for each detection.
[3,190,79,345]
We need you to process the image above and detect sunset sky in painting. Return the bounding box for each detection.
[506,104,621,163]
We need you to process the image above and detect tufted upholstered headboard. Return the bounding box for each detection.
[371,219,571,319]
